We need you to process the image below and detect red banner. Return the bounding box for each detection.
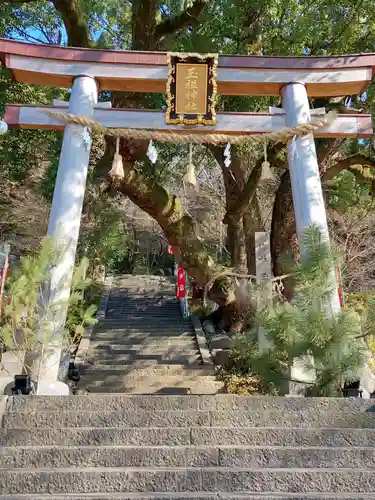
[336,266,343,309]
[176,267,186,299]
[0,252,9,314]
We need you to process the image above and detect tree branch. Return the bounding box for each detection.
[111,162,224,287]
[224,142,285,224]
[6,24,46,44]
[316,138,345,166]
[155,0,208,44]
[52,0,91,47]
[322,154,375,183]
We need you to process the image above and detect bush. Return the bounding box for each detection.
[0,238,98,380]
[220,227,367,397]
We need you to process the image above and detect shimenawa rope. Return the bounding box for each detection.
[46,110,337,146]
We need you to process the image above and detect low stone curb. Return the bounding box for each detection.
[199,320,233,369]
[75,275,113,367]
[0,396,9,428]
[191,315,213,366]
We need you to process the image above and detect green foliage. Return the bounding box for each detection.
[337,291,375,375]
[345,291,375,316]
[0,238,98,374]
[327,170,374,214]
[38,135,64,201]
[217,333,279,395]
[77,198,134,272]
[225,227,367,396]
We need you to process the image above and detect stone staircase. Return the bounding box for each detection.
[1,395,375,498]
[78,275,221,394]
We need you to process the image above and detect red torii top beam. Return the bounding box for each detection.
[1,38,375,97]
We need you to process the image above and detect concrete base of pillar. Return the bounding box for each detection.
[36,380,70,395]
[2,378,70,396]
[288,355,316,396]
[360,363,375,397]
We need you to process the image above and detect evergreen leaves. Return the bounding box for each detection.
[231,227,367,396]
[0,238,97,377]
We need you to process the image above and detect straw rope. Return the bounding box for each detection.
[46,110,337,145]
[203,269,291,307]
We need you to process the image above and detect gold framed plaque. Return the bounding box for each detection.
[166,52,218,125]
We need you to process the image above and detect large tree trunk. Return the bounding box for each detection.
[226,219,246,268]
[132,0,158,50]
[270,171,298,298]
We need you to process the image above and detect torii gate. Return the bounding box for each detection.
[0,39,374,391]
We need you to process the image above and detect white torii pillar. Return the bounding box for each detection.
[281,82,341,315]
[36,75,98,391]
[281,82,341,394]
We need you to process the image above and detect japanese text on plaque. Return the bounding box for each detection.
[175,63,208,115]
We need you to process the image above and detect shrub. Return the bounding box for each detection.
[220,227,367,396]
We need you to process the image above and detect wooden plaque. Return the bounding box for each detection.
[166,52,218,125]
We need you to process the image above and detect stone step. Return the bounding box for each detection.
[88,344,198,355]
[2,410,212,429]
[95,322,190,328]
[4,445,375,469]
[77,368,219,393]
[87,344,197,354]
[3,426,375,447]
[1,467,375,494]
[88,337,197,348]
[106,297,178,303]
[4,404,375,429]
[1,495,374,500]
[105,304,181,309]
[7,395,375,414]
[91,330,194,338]
[104,318,186,323]
[110,280,174,286]
[108,293,176,299]
[4,405,375,429]
[91,329,194,335]
[105,302,181,308]
[79,380,222,395]
[94,318,191,325]
[92,326,193,332]
[108,286,175,291]
[86,345,199,355]
[97,316,188,323]
[104,311,184,317]
[110,280,174,287]
[108,290,176,294]
[84,357,201,367]
[94,323,192,331]
[104,317,186,322]
[79,364,211,375]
